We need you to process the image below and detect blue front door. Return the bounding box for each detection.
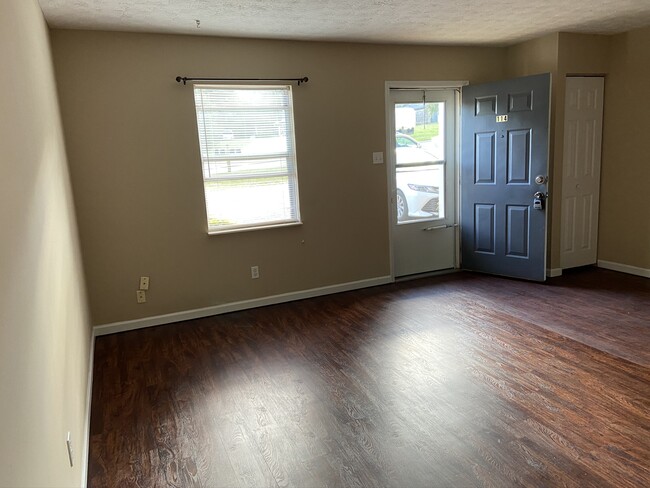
[461,73,551,281]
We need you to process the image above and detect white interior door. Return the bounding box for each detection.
[389,88,457,277]
[561,77,604,269]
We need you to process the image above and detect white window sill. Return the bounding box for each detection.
[207,221,303,236]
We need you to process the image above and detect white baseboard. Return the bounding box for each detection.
[81,330,95,488]
[597,260,650,278]
[546,268,563,278]
[94,275,393,336]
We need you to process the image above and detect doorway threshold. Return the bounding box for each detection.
[395,267,460,283]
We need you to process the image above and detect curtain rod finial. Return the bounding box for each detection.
[175,76,187,85]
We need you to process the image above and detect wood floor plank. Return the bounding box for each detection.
[88,268,650,487]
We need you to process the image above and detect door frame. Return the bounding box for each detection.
[384,81,468,281]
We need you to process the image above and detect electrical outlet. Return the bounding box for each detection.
[251,266,260,279]
[139,276,150,290]
[66,432,74,467]
[136,290,146,303]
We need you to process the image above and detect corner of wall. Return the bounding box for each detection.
[0,1,92,486]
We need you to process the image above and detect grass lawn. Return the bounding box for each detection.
[412,124,439,142]
[205,175,287,188]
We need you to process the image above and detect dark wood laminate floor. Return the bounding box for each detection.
[88,268,650,487]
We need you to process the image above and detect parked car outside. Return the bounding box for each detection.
[395,133,440,221]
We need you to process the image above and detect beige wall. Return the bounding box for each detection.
[600,26,650,269]
[48,26,648,331]
[0,1,91,487]
[51,30,506,325]
[506,33,613,270]
[506,32,559,79]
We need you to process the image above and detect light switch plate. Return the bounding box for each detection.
[372,152,384,164]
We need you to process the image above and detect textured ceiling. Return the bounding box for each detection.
[38,0,650,46]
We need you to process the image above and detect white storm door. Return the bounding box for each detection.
[389,88,457,277]
[561,77,605,269]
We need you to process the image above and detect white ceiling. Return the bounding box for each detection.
[38,0,650,46]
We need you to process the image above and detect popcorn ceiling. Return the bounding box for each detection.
[39,0,650,45]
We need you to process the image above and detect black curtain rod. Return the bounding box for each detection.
[176,76,309,86]
[390,87,461,92]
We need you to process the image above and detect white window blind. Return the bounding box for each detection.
[192,84,301,233]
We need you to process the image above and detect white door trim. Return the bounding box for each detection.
[384,81,468,280]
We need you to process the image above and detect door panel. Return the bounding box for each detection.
[507,129,531,184]
[474,204,496,253]
[461,73,550,281]
[475,132,496,184]
[560,77,604,269]
[506,205,529,257]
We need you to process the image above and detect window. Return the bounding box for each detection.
[192,84,301,233]
[394,101,446,222]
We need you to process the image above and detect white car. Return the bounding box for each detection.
[395,133,440,221]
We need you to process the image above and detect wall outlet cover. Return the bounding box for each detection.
[139,276,150,290]
[66,432,74,467]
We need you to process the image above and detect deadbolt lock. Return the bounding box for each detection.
[535,175,548,185]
